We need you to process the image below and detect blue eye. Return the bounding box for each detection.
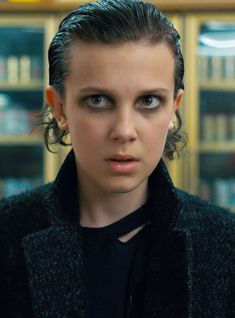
[138,95,161,110]
[86,95,110,108]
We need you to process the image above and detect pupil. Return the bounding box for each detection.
[92,96,101,104]
[144,96,152,105]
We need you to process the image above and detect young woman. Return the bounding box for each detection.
[0,1,234,317]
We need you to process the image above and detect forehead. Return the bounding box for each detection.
[66,41,175,91]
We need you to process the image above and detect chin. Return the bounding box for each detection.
[110,187,135,194]
[103,179,146,195]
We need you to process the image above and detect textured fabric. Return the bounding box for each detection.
[0,150,234,317]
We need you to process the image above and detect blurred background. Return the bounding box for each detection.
[0,0,234,212]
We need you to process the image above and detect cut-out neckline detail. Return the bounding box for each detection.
[118,224,146,243]
[79,199,153,242]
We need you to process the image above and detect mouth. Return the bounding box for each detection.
[105,154,139,173]
[106,154,138,163]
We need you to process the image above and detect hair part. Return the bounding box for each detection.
[41,0,187,159]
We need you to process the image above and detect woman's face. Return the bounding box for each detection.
[48,41,183,197]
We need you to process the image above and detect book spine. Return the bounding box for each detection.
[215,114,227,141]
[0,55,7,82]
[199,55,209,81]
[19,55,31,83]
[202,114,215,142]
[210,55,222,81]
[230,114,235,141]
[7,55,19,84]
[224,56,235,81]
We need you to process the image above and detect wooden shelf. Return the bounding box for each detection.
[200,81,235,91]
[0,81,44,91]
[0,134,42,145]
[199,142,235,152]
[1,0,235,12]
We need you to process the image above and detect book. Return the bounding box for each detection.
[215,114,227,141]
[210,55,222,81]
[201,114,215,142]
[19,55,31,83]
[7,55,18,84]
[198,55,209,81]
[230,114,235,141]
[223,56,235,81]
[0,56,7,82]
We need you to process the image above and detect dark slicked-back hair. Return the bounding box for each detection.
[42,0,187,159]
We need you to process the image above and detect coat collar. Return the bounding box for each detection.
[141,158,191,317]
[22,150,86,317]
[22,226,86,317]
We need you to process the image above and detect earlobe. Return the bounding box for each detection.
[46,86,68,131]
[168,120,174,131]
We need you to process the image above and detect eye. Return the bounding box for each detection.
[138,95,161,110]
[86,94,111,109]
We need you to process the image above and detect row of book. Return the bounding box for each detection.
[199,55,235,82]
[200,178,235,208]
[0,55,43,84]
[0,178,42,199]
[0,93,40,135]
[0,108,39,135]
[201,113,235,142]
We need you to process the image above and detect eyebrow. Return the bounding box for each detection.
[78,86,170,95]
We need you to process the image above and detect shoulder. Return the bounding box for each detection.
[0,183,52,217]
[0,184,52,242]
[175,189,235,237]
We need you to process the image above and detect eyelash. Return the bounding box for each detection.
[138,95,161,111]
[83,94,162,112]
[85,95,111,111]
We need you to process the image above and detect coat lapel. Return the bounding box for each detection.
[180,220,234,318]
[143,160,234,317]
[22,225,86,318]
[22,151,85,317]
[145,200,235,318]
[144,224,192,318]
[142,161,191,317]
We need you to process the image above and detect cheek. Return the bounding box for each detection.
[144,120,170,153]
[149,117,171,138]
[68,117,104,152]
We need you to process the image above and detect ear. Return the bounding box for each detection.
[174,88,184,111]
[46,86,69,131]
[169,89,184,130]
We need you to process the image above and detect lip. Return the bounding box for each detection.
[105,154,139,174]
[106,154,138,161]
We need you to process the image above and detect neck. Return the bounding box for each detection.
[79,181,148,228]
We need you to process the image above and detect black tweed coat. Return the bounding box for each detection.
[0,151,234,318]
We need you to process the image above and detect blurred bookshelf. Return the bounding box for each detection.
[0,16,59,199]
[185,15,235,212]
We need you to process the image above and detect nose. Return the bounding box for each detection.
[110,108,137,143]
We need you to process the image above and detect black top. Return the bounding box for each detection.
[79,201,153,318]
